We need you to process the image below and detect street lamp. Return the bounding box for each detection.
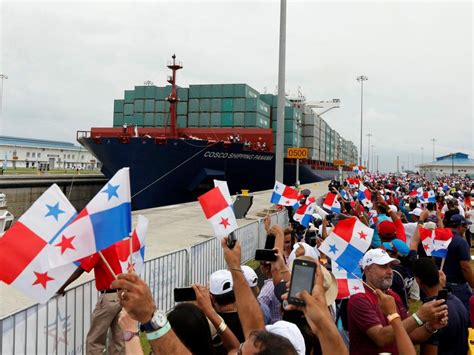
[357,75,368,166]
[366,133,372,171]
[431,138,436,161]
[295,117,302,187]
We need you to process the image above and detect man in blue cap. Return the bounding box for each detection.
[435,214,473,312]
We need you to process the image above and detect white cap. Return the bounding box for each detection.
[409,208,423,217]
[388,204,398,213]
[209,270,233,295]
[241,265,258,288]
[265,321,306,355]
[361,248,400,269]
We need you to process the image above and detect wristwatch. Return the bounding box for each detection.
[122,330,139,341]
[140,310,168,332]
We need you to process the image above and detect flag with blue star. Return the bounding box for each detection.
[331,260,364,299]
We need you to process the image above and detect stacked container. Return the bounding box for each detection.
[188,84,270,128]
[301,111,321,160]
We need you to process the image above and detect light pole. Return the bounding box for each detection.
[0,73,8,135]
[357,75,368,166]
[431,138,436,161]
[366,133,372,171]
[371,144,375,172]
[295,117,302,187]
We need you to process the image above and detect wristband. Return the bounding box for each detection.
[216,320,227,335]
[387,313,400,323]
[412,312,424,326]
[229,268,243,273]
[424,323,438,334]
[146,322,171,341]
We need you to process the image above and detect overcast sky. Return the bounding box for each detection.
[1,0,472,172]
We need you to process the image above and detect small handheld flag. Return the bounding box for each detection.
[323,193,341,213]
[116,215,148,274]
[294,197,316,227]
[270,181,299,207]
[332,260,364,299]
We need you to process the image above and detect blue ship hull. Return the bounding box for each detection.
[79,137,335,210]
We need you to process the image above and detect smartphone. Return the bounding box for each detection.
[436,289,448,302]
[288,259,317,306]
[255,249,277,262]
[174,287,196,302]
[227,232,237,249]
[264,234,276,250]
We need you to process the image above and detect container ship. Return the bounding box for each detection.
[77,56,358,210]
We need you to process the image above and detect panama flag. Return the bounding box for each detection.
[416,187,424,199]
[0,184,78,304]
[408,190,418,198]
[339,189,352,202]
[422,190,436,203]
[270,181,299,207]
[368,210,379,226]
[294,197,316,227]
[432,228,453,258]
[46,168,132,268]
[332,260,364,299]
[116,215,148,275]
[352,165,364,175]
[323,193,341,213]
[214,180,233,206]
[357,183,373,209]
[419,227,435,255]
[319,217,373,273]
[198,186,238,239]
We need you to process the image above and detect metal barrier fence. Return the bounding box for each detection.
[0,210,288,355]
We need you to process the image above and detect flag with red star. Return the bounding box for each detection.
[319,217,374,273]
[331,260,365,299]
[419,227,453,258]
[198,186,238,239]
[116,215,148,275]
[0,184,78,304]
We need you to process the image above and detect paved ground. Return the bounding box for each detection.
[0,181,330,317]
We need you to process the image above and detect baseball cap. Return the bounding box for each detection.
[361,248,400,269]
[209,270,233,295]
[241,265,258,288]
[450,214,472,226]
[409,208,422,217]
[383,239,410,257]
[266,321,306,354]
[378,220,396,236]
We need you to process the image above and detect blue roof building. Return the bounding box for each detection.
[418,152,474,177]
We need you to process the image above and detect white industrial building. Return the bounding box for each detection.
[0,136,100,170]
[417,152,474,177]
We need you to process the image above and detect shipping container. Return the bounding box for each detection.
[134,86,146,99]
[210,113,221,127]
[244,113,269,128]
[199,113,210,126]
[211,99,222,113]
[134,100,144,113]
[145,86,156,99]
[188,99,199,112]
[233,98,246,112]
[303,137,320,149]
[113,112,124,127]
[221,112,233,127]
[123,115,133,125]
[222,84,234,97]
[302,125,318,137]
[124,90,135,103]
[144,99,155,113]
[200,85,212,98]
[233,112,245,126]
[114,99,124,113]
[189,85,200,99]
[154,113,165,126]
[134,113,144,126]
[211,84,223,98]
[199,99,210,112]
[188,113,199,127]
[177,115,187,128]
[124,103,134,116]
[177,87,189,101]
[234,84,258,99]
[177,102,188,115]
[222,98,233,112]
[144,113,154,126]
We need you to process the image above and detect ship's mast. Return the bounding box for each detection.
[166,54,183,138]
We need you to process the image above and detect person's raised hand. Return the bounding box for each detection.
[419,209,430,221]
[268,224,284,239]
[263,216,271,233]
[295,243,305,257]
[192,284,214,315]
[270,247,287,272]
[111,273,156,324]
[375,289,397,315]
[221,237,241,269]
[118,309,139,332]
[416,299,448,324]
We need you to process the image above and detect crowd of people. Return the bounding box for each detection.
[72,173,474,354]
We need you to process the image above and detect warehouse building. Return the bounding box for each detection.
[417,152,474,177]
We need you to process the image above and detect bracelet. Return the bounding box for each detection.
[146,322,171,341]
[387,313,400,323]
[216,320,227,335]
[228,268,243,273]
[424,323,438,334]
[412,312,424,326]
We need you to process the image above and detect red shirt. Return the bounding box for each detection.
[348,286,408,355]
[80,244,122,291]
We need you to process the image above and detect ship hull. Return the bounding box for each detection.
[79,137,335,210]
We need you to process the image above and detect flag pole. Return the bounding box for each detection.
[99,251,117,279]
[348,270,376,293]
[440,258,446,272]
[129,235,135,273]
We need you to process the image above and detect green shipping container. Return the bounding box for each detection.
[284,132,300,146]
[123,115,133,125]
[113,112,124,127]
[222,84,234,97]
[124,103,134,116]
[177,115,187,128]
[177,102,188,115]
[164,101,170,112]
[134,113,144,126]
[177,88,189,101]
[145,86,156,99]
[144,113,154,126]
[188,113,199,127]
[234,112,245,126]
[134,100,144,113]
[199,99,210,112]
[259,94,274,106]
[210,113,221,126]
[155,101,164,112]
[272,120,298,132]
[200,85,212,98]
[221,112,233,127]
[222,98,233,112]
[144,99,155,113]
[155,87,166,101]
[211,99,222,112]
[199,113,210,126]
[211,84,223,98]
[134,86,146,99]
[234,84,258,99]
[124,90,135,103]
[244,113,269,128]
[189,99,200,112]
[189,85,200,99]
[114,99,124,113]
[233,98,245,112]
[154,113,165,126]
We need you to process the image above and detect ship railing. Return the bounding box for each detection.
[76,131,91,140]
[0,210,288,355]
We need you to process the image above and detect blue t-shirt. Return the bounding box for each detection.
[435,230,470,284]
[423,293,469,355]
